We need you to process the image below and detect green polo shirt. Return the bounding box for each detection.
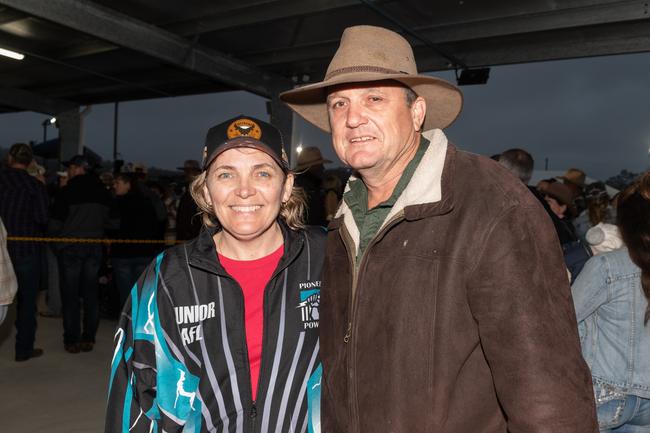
[343,136,430,263]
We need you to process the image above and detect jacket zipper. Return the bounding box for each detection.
[235,275,270,433]
[340,211,405,433]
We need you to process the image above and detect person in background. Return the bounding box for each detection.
[561,167,588,215]
[574,182,616,241]
[572,172,650,431]
[50,155,112,354]
[109,172,163,309]
[106,115,325,433]
[0,217,18,326]
[323,172,343,222]
[540,181,578,241]
[175,159,202,240]
[281,24,596,432]
[0,143,49,362]
[499,149,578,245]
[540,181,593,281]
[585,222,624,256]
[294,146,332,227]
[99,171,114,191]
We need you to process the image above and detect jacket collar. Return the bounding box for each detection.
[186,220,305,278]
[330,129,455,249]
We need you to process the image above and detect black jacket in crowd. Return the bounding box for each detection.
[109,190,164,259]
[50,173,112,240]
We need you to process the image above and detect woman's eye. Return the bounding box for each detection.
[216,172,232,180]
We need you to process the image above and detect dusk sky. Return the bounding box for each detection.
[1,50,649,180]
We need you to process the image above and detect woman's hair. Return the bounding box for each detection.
[616,172,650,324]
[189,168,307,231]
[585,182,611,226]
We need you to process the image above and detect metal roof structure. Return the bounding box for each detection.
[1,0,649,116]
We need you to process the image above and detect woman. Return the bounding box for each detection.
[572,172,650,432]
[109,172,164,309]
[574,182,616,242]
[106,116,325,433]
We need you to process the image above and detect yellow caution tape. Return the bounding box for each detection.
[7,236,183,245]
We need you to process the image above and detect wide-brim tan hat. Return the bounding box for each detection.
[294,146,332,171]
[280,25,463,132]
[559,168,587,188]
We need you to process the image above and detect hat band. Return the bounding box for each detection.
[325,65,409,81]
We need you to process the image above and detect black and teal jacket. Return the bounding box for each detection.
[106,223,325,433]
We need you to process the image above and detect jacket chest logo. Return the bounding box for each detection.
[174,302,216,345]
[297,281,320,330]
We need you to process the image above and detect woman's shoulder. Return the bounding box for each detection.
[601,248,641,279]
[301,225,328,243]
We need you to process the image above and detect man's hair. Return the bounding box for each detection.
[403,86,418,107]
[8,142,33,165]
[498,148,534,184]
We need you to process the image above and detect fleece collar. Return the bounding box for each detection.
[333,128,450,253]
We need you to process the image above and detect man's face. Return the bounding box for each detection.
[67,164,84,179]
[326,81,425,176]
[544,195,567,219]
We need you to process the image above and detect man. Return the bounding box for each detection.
[294,146,332,226]
[51,155,111,353]
[281,25,597,432]
[175,159,202,241]
[0,143,49,361]
[499,148,576,244]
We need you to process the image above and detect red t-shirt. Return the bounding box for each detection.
[218,245,283,401]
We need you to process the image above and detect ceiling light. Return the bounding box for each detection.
[0,47,24,60]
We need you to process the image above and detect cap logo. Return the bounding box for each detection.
[227,118,262,140]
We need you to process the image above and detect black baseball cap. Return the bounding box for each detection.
[62,155,90,168]
[202,115,289,171]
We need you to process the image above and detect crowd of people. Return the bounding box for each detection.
[0,23,649,433]
[0,143,223,358]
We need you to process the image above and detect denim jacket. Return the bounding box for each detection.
[572,248,650,398]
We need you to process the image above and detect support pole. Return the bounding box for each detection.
[267,93,294,166]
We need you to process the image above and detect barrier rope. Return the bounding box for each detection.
[7,236,183,245]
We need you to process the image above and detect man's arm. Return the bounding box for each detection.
[467,203,598,433]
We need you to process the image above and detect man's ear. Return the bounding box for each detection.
[411,96,426,132]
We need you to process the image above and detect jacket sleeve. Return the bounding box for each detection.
[467,204,598,433]
[106,263,160,433]
[571,255,610,323]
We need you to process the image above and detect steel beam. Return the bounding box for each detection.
[0,87,78,114]
[239,0,650,65]
[415,20,650,71]
[166,0,358,36]
[267,92,294,163]
[415,0,650,44]
[0,5,24,25]
[0,0,292,98]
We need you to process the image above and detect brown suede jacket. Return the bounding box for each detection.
[320,130,598,433]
